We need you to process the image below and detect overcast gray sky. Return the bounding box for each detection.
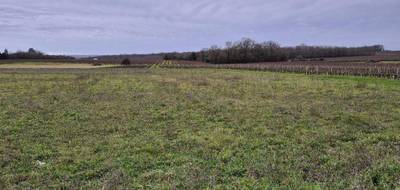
[1,0,399,55]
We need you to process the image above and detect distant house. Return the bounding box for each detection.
[93,58,98,61]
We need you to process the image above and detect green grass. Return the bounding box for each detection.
[0,68,399,189]
[0,62,115,69]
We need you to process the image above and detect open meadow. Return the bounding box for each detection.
[1,66,400,189]
[0,62,115,69]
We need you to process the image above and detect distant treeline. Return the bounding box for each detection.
[86,53,163,61]
[0,48,74,60]
[164,38,385,64]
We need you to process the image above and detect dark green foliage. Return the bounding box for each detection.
[0,48,74,60]
[0,49,8,59]
[121,58,131,66]
[190,52,197,61]
[163,51,198,61]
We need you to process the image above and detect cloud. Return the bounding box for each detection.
[1,0,399,54]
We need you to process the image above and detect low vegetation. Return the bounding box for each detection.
[121,58,131,66]
[1,67,399,189]
[148,60,400,79]
[0,62,113,69]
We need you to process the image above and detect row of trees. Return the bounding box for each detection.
[164,52,197,61]
[166,38,384,64]
[0,48,74,60]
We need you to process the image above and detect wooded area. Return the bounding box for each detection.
[0,48,73,60]
[164,38,384,64]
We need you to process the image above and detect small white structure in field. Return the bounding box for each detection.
[36,160,46,166]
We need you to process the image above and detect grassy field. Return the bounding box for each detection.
[0,62,115,69]
[0,67,399,189]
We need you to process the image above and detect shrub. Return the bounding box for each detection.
[121,59,131,66]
